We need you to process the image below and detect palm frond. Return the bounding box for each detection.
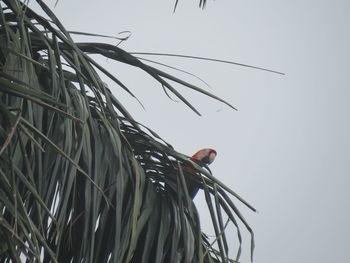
[0,0,255,262]
[174,0,208,12]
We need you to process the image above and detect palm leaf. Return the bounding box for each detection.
[0,0,255,262]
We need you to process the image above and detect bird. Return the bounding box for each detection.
[180,148,217,199]
[191,148,217,166]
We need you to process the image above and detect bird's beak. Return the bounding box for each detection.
[208,152,216,164]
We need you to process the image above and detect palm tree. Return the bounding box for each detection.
[0,0,255,262]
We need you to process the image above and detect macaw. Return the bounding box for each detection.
[181,148,217,199]
[191,148,217,166]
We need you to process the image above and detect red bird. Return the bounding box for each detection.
[191,148,217,166]
[182,148,217,199]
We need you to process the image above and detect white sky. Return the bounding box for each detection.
[31,1,350,262]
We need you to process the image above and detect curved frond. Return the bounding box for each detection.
[0,0,255,262]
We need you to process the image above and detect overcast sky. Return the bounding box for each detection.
[31,1,350,262]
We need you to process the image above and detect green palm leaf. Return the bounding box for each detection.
[0,0,255,262]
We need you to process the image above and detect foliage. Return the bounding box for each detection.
[0,0,255,262]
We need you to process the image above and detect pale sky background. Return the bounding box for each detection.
[31,1,350,262]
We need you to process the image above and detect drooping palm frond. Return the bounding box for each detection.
[0,0,255,262]
[174,0,208,12]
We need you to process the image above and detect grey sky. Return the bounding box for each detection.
[31,1,350,262]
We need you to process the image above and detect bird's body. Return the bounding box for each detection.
[183,148,217,199]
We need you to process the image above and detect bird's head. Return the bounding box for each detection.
[191,148,217,166]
